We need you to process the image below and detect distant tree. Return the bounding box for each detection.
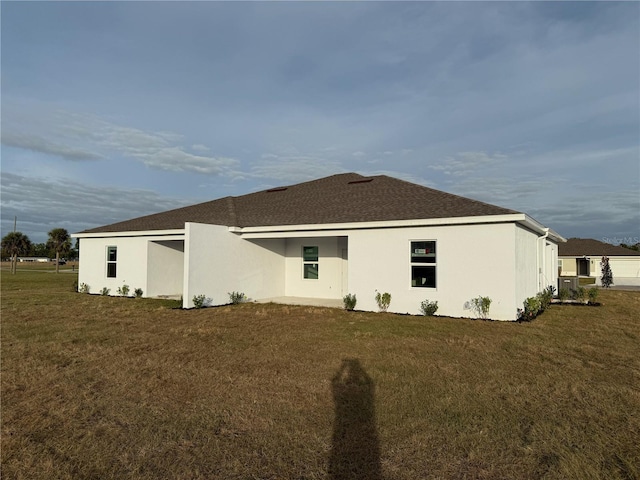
[46,228,71,273]
[31,242,51,258]
[620,242,640,252]
[1,231,32,274]
[600,256,613,288]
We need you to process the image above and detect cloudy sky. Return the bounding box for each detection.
[2,2,638,244]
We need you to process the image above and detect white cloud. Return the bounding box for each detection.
[0,172,194,243]
[1,103,240,176]
[1,131,103,161]
[428,151,508,176]
[191,144,211,153]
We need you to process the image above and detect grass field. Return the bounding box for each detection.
[2,269,639,479]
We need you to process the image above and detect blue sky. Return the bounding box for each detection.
[2,1,638,245]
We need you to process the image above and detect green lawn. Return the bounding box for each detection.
[2,270,639,479]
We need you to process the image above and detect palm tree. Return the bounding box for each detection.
[46,228,71,274]
[1,231,32,274]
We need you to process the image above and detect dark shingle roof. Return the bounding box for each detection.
[559,238,640,257]
[80,173,520,234]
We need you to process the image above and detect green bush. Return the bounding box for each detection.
[100,287,110,296]
[192,294,209,309]
[588,287,599,304]
[343,293,357,311]
[558,288,570,302]
[575,286,586,303]
[117,284,130,297]
[470,296,492,319]
[419,299,438,316]
[375,291,391,313]
[228,291,246,304]
[134,288,143,298]
[518,296,541,321]
[79,282,90,294]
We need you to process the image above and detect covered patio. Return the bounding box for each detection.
[256,296,344,309]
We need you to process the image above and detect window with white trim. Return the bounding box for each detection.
[411,241,436,288]
[106,246,117,278]
[303,246,319,279]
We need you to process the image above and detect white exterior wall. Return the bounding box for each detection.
[78,235,183,295]
[515,225,539,307]
[183,223,285,308]
[347,223,520,320]
[147,240,184,297]
[284,237,346,299]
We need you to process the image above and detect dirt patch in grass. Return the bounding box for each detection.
[2,271,639,479]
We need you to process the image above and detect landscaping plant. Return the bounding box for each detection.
[116,284,130,297]
[228,291,246,304]
[343,293,357,311]
[374,291,391,312]
[192,294,209,308]
[588,287,599,304]
[600,256,613,288]
[470,296,492,320]
[419,299,438,316]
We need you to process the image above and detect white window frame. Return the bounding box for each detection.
[410,240,437,288]
[106,246,117,278]
[302,245,319,280]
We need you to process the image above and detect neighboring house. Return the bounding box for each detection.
[73,173,564,320]
[559,238,640,286]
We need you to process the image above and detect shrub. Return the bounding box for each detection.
[519,296,541,321]
[538,286,555,312]
[117,284,130,297]
[134,288,143,298]
[419,299,438,316]
[79,282,90,294]
[588,287,599,304]
[100,287,110,296]
[374,290,391,313]
[470,296,492,320]
[343,293,357,311]
[228,291,246,304]
[558,288,570,302]
[192,294,210,309]
[575,286,586,303]
[600,256,613,288]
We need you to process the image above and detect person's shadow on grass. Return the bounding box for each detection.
[329,358,382,480]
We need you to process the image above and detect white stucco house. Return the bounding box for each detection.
[73,173,564,320]
[559,238,640,286]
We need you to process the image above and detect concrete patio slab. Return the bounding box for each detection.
[256,296,343,309]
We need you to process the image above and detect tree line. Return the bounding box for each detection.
[1,228,76,274]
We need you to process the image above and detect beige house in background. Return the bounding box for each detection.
[559,238,640,286]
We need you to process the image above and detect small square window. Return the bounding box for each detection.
[412,265,436,288]
[303,246,318,262]
[304,263,319,279]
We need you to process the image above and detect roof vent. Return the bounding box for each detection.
[348,178,373,184]
[266,187,288,192]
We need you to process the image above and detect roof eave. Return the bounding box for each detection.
[72,229,186,239]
